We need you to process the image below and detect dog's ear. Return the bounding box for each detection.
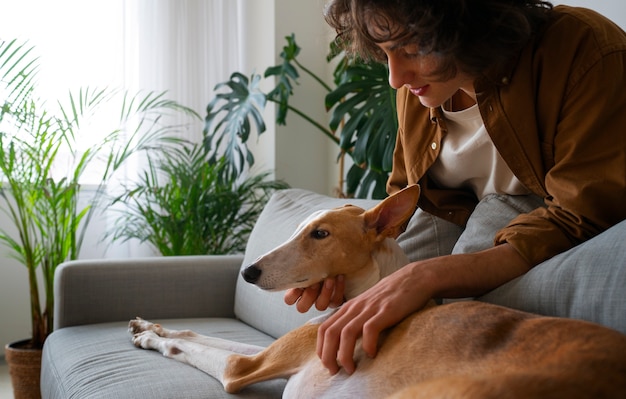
[364,185,420,239]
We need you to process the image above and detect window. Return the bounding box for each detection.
[1,0,243,181]
[1,0,244,257]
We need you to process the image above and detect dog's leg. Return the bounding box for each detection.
[129,317,264,355]
[130,318,318,393]
[221,322,319,393]
[132,328,241,388]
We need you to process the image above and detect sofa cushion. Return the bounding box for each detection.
[41,318,285,399]
[235,189,379,338]
[480,219,626,334]
[53,255,243,329]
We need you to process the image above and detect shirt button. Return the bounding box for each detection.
[431,142,437,150]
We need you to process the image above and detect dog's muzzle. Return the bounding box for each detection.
[241,265,262,284]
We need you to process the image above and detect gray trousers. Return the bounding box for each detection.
[396,194,626,334]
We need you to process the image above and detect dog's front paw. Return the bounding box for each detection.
[129,317,164,336]
[132,330,160,349]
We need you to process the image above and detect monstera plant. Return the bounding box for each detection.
[204,34,397,199]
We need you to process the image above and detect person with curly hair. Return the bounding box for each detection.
[285,0,626,375]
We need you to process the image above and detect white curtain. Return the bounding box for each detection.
[0,0,243,142]
[124,0,244,142]
[115,0,245,257]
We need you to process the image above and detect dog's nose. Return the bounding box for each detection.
[242,265,262,284]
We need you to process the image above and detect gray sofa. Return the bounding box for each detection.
[41,189,378,398]
[41,188,626,398]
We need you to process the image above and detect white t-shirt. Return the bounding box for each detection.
[428,104,530,200]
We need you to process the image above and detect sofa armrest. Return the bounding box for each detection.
[53,255,244,329]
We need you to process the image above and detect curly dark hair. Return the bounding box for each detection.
[324,0,553,79]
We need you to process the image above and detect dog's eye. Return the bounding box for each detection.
[311,229,329,239]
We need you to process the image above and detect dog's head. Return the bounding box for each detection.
[241,185,420,299]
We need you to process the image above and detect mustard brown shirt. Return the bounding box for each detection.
[388,5,626,266]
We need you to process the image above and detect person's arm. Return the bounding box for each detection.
[489,19,626,266]
[316,243,530,375]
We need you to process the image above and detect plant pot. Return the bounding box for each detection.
[4,339,42,399]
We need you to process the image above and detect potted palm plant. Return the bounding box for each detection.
[0,39,198,398]
[108,141,288,256]
[204,34,398,199]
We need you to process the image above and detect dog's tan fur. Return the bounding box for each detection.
[130,185,626,398]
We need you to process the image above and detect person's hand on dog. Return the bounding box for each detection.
[284,275,346,312]
[315,263,432,375]
[314,244,531,375]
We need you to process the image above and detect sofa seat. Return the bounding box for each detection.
[42,318,285,399]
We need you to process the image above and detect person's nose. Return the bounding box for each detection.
[387,54,415,89]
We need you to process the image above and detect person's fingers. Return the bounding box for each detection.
[328,275,345,308]
[285,277,345,313]
[361,316,384,359]
[314,278,335,311]
[316,301,370,375]
[283,288,304,306]
[296,283,322,313]
[335,317,363,375]
[316,312,343,374]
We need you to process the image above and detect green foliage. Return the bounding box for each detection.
[204,73,267,182]
[204,34,397,199]
[0,39,198,348]
[109,143,288,256]
[326,55,398,199]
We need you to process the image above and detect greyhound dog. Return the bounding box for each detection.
[129,185,626,398]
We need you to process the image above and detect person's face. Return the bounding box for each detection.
[376,41,476,108]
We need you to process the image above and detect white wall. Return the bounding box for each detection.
[273,0,338,196]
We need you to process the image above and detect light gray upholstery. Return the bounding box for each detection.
[42,319,284,399]
[53,255,244,329]
[480,219,626,333]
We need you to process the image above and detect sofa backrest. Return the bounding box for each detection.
[235,188,379,338]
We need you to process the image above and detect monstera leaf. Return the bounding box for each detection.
[203,72,267,180]
[346,164,390,199]
[265,34,336,141]
[326,60,397,198]
[264,34,301,125]
[202,34,397,199]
